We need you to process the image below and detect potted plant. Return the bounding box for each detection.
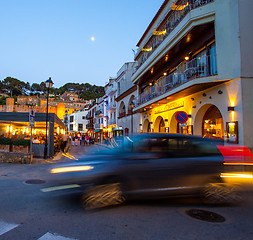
[0,137,12,152]
[12,139,30,153]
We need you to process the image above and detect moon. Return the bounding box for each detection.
[91,36,95,41]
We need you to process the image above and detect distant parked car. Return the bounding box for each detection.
[49,133,242,209]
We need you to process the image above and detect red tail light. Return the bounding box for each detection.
[217,145,253,165]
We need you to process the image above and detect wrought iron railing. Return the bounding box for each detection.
[136,54,217,106]
[135,0,214,69]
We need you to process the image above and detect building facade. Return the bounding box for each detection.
[64,108,89,134]
[130,0,253,149]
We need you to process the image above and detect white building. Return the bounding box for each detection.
[115,62,140,135]
[64,108,89,133]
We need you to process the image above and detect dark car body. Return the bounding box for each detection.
[49,134,227,207]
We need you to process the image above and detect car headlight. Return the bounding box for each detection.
[51,165,94,174]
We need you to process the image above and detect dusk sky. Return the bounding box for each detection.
[0,0,164,88]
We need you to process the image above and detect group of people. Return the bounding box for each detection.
[71,134,93,146]
[60,133,95,153]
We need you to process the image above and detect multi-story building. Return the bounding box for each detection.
[131,0,253,149]
[64,108,89,133]
[104,78,117,134]
[115,62,140,135]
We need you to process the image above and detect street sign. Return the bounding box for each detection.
[179,123,186,127]
[175,111,188,123]
[29,109,35,127]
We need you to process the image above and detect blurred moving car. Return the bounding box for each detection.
[49,133,242,209]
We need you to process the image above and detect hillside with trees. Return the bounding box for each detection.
[0,77,105,101]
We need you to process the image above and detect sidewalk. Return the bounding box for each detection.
[32,142,109,164]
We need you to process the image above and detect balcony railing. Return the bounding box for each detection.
[86,124,94,129]
[95,110,104,116]
[94,123,102,129]
[107,103,116,110]
[137,54,217,106]
[135,0,214,69]
[108,118,116,125]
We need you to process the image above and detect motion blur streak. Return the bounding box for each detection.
[224,162,253,166]
[221,172,253,184]
[62,153,79,160]
[51,166,94,173]
[221,173,253,179]
[40,184,81,192]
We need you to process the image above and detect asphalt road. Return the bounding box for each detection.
[0,144,253,240]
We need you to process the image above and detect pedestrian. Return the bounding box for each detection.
[80,134,82,145]
[62,133,69,153]
[85,135,90,145]
[71,135,75,146]
[75,135,79,146]
[82,134,86,146]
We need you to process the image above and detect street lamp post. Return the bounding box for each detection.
[130,101,135,135]
[44,77,53,159]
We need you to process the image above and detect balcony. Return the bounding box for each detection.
[108,118,116,125]
[107,102,116,111]
[135,0,214,70]
[95,110,104,116]
[137,54,217,106]
[94,123,102,129]
[86,124,94,129]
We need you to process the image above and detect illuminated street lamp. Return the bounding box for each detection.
[44,77,53,159]
[130,101,135,134]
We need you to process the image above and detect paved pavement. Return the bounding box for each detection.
[32,142,110,164]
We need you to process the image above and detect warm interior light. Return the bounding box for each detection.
[149,82,152,86]
[142,47,152,52]
[163,72,167,76]
[185,56,189,61]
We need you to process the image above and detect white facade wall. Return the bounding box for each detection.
[66,109,89,133]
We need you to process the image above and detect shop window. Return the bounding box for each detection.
[226,121,238,144]
[202,106,224,139]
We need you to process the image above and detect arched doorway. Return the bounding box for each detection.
[202,105,224,139]
[143,119,151,133]
[159,118,165,133]
[154,116,166,133]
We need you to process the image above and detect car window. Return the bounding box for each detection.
[166,138,220,158]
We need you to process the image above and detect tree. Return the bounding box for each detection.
[2,77,27,97]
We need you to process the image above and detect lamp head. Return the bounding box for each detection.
[45,77,53,89]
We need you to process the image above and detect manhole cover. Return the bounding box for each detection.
[186,209,226,223]
[25,179,46,184]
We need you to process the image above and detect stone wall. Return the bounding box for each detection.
[0,152,32,164]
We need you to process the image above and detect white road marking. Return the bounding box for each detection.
[38,232,78,240]
[0,220,19,236]
[40,184,81,192]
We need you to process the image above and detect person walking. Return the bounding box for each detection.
[62,133,69,153]
[79,134,82,145]
[74,134,79,146]
[85,135,90,145]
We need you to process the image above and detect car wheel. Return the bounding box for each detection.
[203,182,242,204]
[81,182,125,210]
